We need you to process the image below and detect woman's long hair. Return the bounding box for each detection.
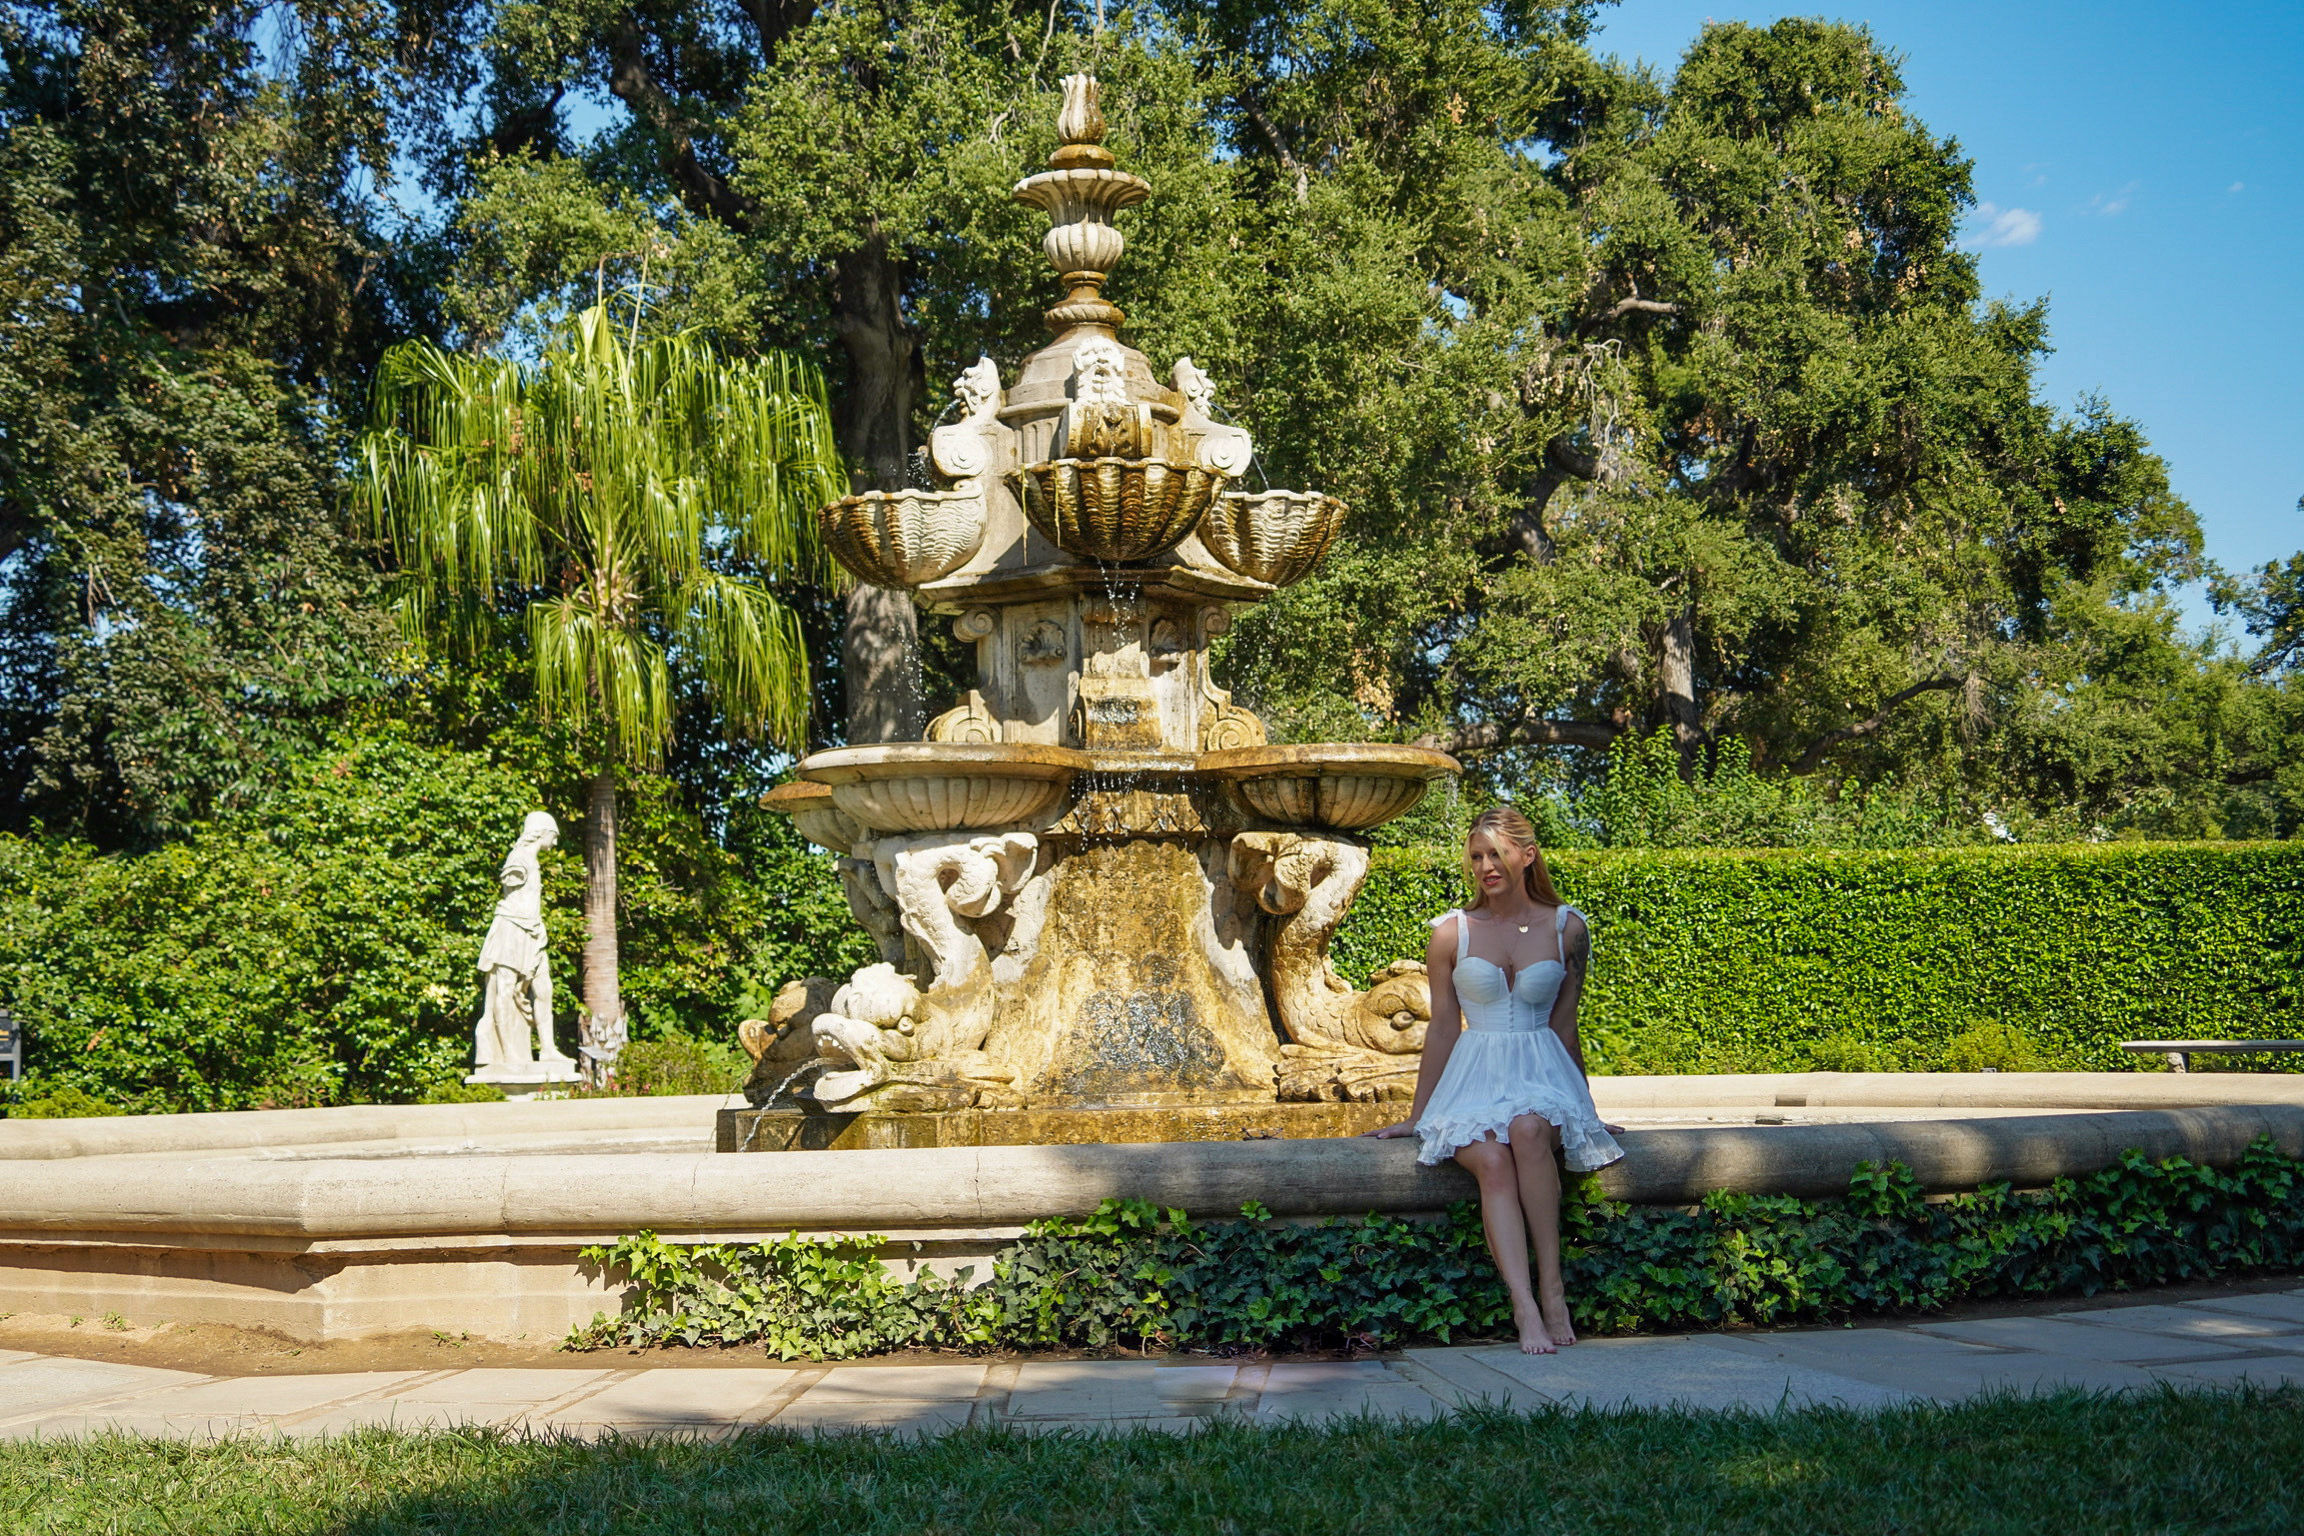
[1461,805,1561,910]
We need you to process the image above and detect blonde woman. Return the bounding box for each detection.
[1366,807,1624,1353]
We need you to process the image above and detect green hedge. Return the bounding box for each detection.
[0,734,874,1113]
[571,1140,2304,1357]
[1333,843,2304,1074]
[7,801,2296,1108]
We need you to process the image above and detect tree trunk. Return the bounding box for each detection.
[580,766,626,1079]
[843,584,923,742]
[832,231,925,743]
[1659,604,1702,774]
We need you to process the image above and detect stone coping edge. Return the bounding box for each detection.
[1588,1071,2304,1111]
[6,1074,2293,1163]
[3,1106,2297,1241]
[0,1094,739,1161]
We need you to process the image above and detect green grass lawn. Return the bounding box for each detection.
[7,1389,2296,1535]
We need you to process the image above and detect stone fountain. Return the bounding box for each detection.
[730,75,1457,1152]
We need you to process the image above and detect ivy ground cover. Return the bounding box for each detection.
[572,1142,2304,1359]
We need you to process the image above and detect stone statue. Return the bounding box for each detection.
[1172,356,1216,418]
[1061,336,1154,458]
[955,355,1003,424]
[1229,831,1432,1102]
[469,811,578,1088]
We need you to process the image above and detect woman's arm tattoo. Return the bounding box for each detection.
[1565,924,1589,984]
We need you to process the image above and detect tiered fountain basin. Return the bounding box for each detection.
[798,742,1090,833]
[1201,743,1454,831]
[731,740,1461,1151]
[769,742,1457,849]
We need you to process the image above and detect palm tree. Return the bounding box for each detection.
[357,306,841,1073]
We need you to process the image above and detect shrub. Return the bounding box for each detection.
[1334,841,2304,1074]
[1805,1033,1885,1072]
[1570,729,1970,850]
[1943,1023,2047,1072]
[415,1080,508,1105]
[5,1085,124,1118]
[0,734,530,1112]
[595,1033,749,1097]
[0,735,871,1112]
[571,1139,2304,1357]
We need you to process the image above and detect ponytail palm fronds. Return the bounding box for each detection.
[356,307,842,762]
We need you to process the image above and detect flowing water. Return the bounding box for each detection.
[738,1057,835,1150]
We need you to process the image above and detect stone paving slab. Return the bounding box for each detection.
[1252,1361,1445,1422]
[535,1368,805,1435]
[1006,1361,1174,1420]
[0,1358,211,1428]
[1397,1348,1554,1413]
[2055,1304,2304,1341]
[10,1293,2304,1441]
[1477,1336,1912,1412]
[807,1364,988,1402]
[2155,1355,2304,1389]
[1911,1316,2249,1364]
[2184,1292,2304,1326]
[11,1372,427,1442]
[773,1363,990,1434]
[1152,1365,1240,1402]
[281,1369,613,1435]
[1710,1331,2160,1401]
[773,1398,980,1434]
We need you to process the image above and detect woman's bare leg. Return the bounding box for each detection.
[1507,1114,1575,1346]
[1455,1136,1551,1354]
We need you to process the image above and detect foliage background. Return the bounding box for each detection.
[1336,841,2304,1075]
[8,791,2298,1108]
[0,2,2300,1113]
[0,731,873,1112]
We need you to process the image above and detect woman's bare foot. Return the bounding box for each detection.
[1513,1297,1556,1355]
[1538,1288,1577,1347]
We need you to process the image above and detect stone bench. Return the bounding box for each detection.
[2120,1040,2304,1073]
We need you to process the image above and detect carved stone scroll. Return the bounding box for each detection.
[1228,831,1430,1102]
[1197,606,1267,752]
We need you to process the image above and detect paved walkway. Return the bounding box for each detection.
[5,1289,2301,1441]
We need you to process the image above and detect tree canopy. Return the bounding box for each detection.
[0,0,2295,852]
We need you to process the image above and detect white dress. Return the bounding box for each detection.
[1414,905,1625,1172]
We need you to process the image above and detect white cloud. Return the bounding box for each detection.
[2089,181,2139,216]
[1970,202,2043,248]
[2229,181,2245,194]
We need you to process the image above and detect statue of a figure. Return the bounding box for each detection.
[955,355,1003,424]
[471,811,576,1078]
[1061,336,1153,458]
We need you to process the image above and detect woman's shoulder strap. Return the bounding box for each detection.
[1428,908,1469,960]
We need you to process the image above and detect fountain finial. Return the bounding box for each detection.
[1014,73,1148,333]
[1053,74,1109,159]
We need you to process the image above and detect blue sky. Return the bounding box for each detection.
[1586,0,2303,638]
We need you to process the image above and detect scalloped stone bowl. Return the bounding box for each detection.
[1197,490,1347,588]
[1013,457,1226,564]
[1198,743,1460,832]
[819,487,986,590]
[799,743,1093,834]
[760,780,866,854]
